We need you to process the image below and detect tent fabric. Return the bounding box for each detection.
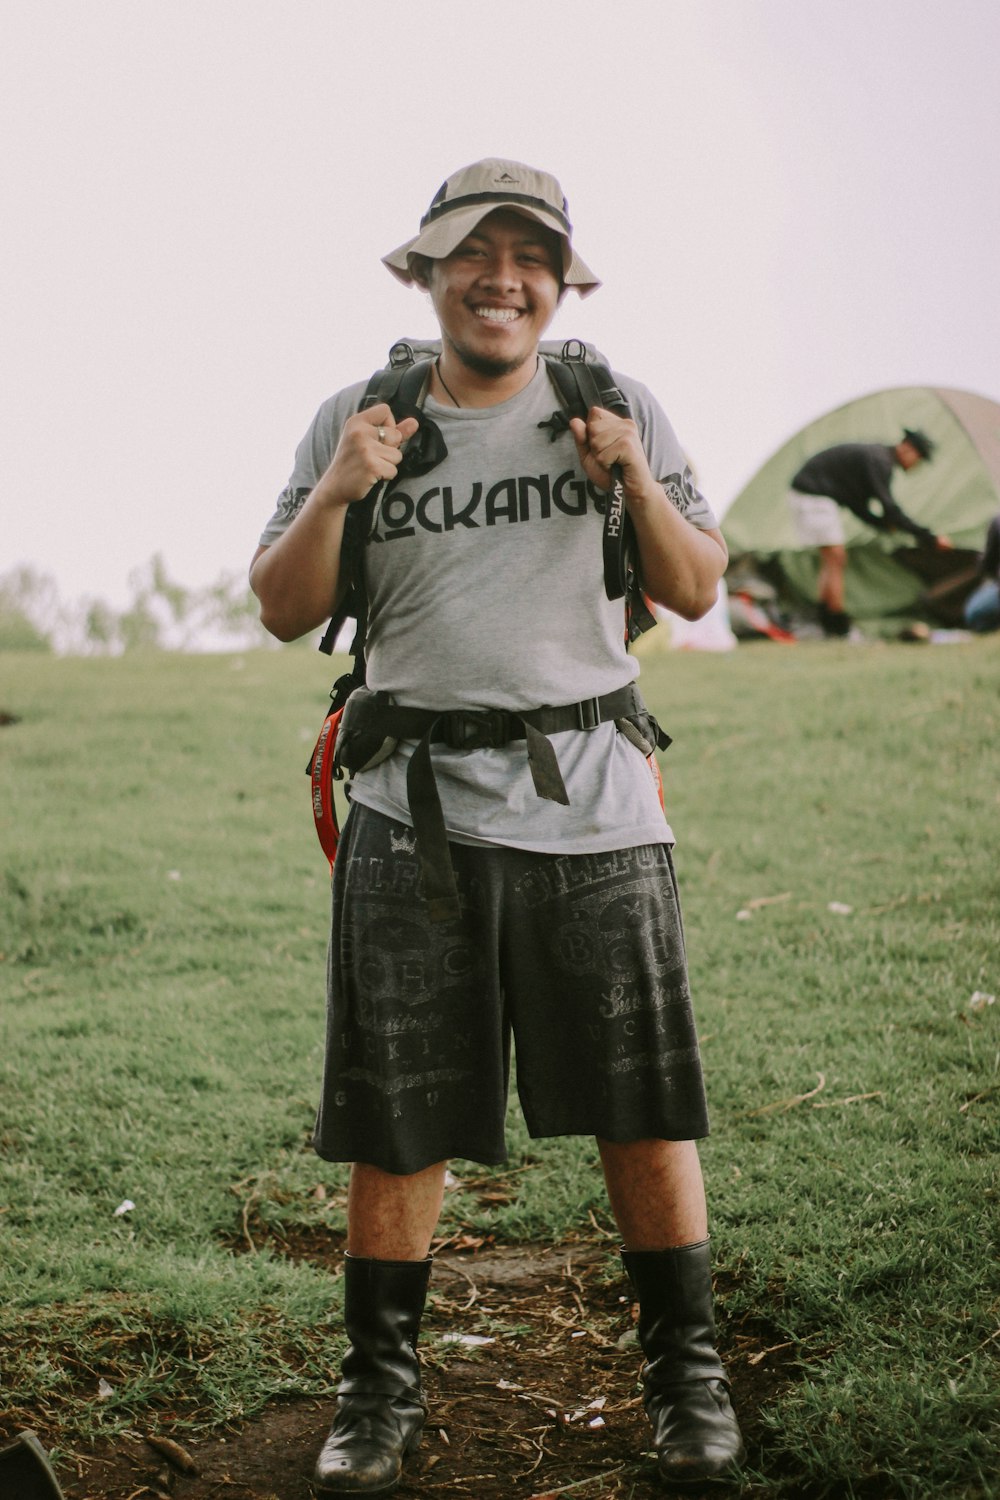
[723,386,1000,625]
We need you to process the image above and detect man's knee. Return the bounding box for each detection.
[597,1136,700,1182]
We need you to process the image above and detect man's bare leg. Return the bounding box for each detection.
[597,1137,707,1248]
[346,1160,448,1260]
[817,543,847,613]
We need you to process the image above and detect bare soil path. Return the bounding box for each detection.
[33,1238,794,1500]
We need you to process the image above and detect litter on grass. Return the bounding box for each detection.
[969,991,996,1012]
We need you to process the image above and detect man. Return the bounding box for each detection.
[787,430,950,636]
[963,512,1000,632]
[251,158,744,1494]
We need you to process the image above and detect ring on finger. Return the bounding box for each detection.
[377,425,386,443]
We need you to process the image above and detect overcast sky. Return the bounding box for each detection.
[4,0,998,609]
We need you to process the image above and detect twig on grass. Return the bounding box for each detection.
[228,1174,260,1253]
[812,1091,885,1108]
[421,1473,499,1490]
[747,1339,795,1365]
[956,1327,1000,1361]
[865,894,911,915]
[513,1428,550,1480]
[959,1085,999,1114]
[240,1197,256,1254]
[527,1464,627,1498]
[587,1209,616,1240]
[747,1072,826,1117]
[440,1257,479,1310]
[744,891,793,910]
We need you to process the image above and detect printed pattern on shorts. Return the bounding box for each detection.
[504,845,707,1144]
[312,807,709,1173]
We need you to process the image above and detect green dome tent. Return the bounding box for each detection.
[723,386,1000,629]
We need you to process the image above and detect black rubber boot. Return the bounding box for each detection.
[622,1241,745,1486]
[313,1254,432,1496]
[0,1430,66,1499]
[818,603,852,638]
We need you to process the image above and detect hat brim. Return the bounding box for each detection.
[382,202,601,296]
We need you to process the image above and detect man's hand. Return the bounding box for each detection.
[319,404,420,506]
[568,406,655,498]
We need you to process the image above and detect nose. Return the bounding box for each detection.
[479,250,522,292]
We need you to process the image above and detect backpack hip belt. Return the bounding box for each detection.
[335,683,668,924]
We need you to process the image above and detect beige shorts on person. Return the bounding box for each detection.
[787,490,846,548]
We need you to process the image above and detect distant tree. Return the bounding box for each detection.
[81,599,118,653]
[203,571,266,640]
[0,612,52,652]
[117,596,163,652]
[0,566,56,652]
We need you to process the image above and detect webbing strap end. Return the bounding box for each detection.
[524,722,570,805]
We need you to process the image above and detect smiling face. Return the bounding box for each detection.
[415,209,564,382]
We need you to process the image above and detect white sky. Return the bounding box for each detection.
[3,0,999,608]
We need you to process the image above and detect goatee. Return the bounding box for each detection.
[450,344,534,380]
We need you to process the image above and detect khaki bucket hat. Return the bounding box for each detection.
[382,158,601,296]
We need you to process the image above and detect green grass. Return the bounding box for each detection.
[1,640,997,1496]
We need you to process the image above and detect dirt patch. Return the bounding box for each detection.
[30,1235,798,1500]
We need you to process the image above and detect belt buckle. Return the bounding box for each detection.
[445,709,510,751]
[574,697,601,731]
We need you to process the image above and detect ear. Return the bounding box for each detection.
[410,254,434,291]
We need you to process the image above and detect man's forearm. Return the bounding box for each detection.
[250,489,351,641]
[626,482,728,620]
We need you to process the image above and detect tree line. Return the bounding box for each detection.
[0,557,279,654]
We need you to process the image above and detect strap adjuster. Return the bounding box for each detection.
[443,709,514,751]
[573,697,602,731]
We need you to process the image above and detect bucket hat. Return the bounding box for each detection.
[382,158,600,295]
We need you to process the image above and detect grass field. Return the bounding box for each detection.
[1,638,997,1498]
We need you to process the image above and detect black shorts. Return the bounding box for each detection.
[313,805,709,1175]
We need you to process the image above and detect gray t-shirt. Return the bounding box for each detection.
[260,360,719,854]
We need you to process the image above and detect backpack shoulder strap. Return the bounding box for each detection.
[359,340,438,413]
[541,343,642,615]
[541,340,630,422]
[316,344,437,675]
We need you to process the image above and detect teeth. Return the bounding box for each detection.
[474,307,520,323]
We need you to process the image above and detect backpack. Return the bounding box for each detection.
[317,338,657,713]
